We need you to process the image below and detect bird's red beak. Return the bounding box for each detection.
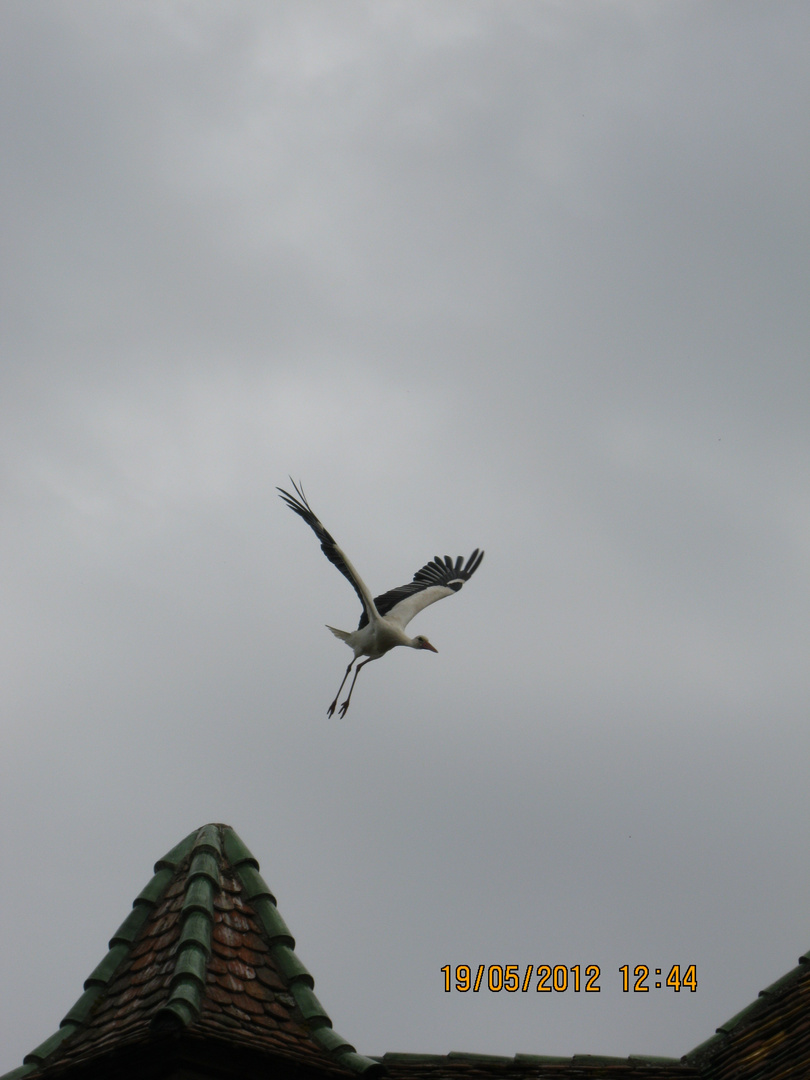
[422,641,438,653]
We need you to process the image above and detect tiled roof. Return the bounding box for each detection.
[378,1052,698,1079]
[684,949,810,1078]
[6,822,810,1080]
[2,824,380,1080]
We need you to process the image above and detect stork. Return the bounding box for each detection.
[278,480,484,717]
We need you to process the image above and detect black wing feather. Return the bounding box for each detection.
[358,548,484,629]
[277,479,370,613]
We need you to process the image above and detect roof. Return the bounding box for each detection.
[3,823,380,1080]
[5,823,810,1080]
[683,947,810,1078]
[378,1053,696,1079]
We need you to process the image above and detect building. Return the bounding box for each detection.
[4,824,809,1079]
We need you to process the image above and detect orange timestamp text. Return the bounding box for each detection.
[441,964,697,993]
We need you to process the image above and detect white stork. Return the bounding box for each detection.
[278,480,484,717]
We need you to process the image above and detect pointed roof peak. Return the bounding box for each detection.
[6,824,381,1080]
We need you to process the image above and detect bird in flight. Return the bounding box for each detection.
[278,479,484,717]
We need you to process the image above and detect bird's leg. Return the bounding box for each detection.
[327,659,355,717]
[338,657,373,718]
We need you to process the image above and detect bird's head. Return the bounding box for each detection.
[413,635,438,653]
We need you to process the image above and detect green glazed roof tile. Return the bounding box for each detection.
[236,862,276,903]
[153,828,197,871]
[182,875,214,915]
[108,903,152,947]
[252,894,294,946]
[758,965,803,997]
[447,1052,513,1064]
[382,1053,449,1064]
[628,1055,682,1064]
[84,942,130,987]
[682,1032,722,1061]
[312,1026,355,1054]
[178,909,212,952]
[193,823,223,856]
[336,1051,385,1075]
[271,942,315,986]
[155,831,217,1029]
[164,977,203,1012]
[59,985,105,1027]
[134,866,175,905]
[291,981,330,1024]
[513,1054,572,1064]
[172,945,208,988]
[151,998,195,1031]
[222,827,260,869]
[571,1054,634,1065]
[715,999,765,1034]
[188,849,219,885]
[23,1026,76,1064]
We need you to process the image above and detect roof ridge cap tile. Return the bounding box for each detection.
[222,824,260,869]
[512,1054,572,1065]
[627,1054,683,1064]
[381,1053,450,1065]
[150,827,218,1033]
[238,861,279,906]
[194,822,224,855]
[571,1054,644,1065]
[269,941,315,987]
[446,1051,514,1064]
[381,1051,693,1069]
[252,894,295,946]
[154,828,198,872]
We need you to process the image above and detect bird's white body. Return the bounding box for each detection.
[278,481,483,716]
[327,616,433,660]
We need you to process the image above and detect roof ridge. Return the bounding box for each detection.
[150,824,223,1032]
[380,1052,688,1068]
[2,824,381,1080]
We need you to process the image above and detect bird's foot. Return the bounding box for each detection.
[327,700,338,717]
[338,699,350,718]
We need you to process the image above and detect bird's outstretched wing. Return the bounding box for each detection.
[359,549,484,630]
[277,480,378,620]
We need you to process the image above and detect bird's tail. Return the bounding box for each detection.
[326,625,352,642]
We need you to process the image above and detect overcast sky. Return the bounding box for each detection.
[2,1,810,1073]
